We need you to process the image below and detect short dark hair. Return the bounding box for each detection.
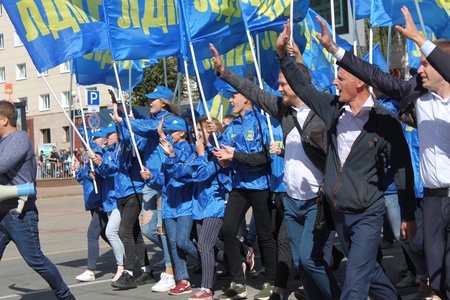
[296,62,312,84]
[0,101,17,127]
[433,39,450,55]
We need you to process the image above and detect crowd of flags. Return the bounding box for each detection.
[2,0,449,117]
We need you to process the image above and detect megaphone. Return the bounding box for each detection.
[0,183,35,202]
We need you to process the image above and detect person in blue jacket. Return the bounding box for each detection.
[167,116,231,300]
[112,86,179,292]
[74,126,110,283]
[90,119,151,290]
[158,115,198,296]
[213,87,277,300]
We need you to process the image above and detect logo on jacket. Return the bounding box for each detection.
[246,130,254,141]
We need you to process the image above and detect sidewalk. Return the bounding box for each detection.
[36,183,83,199]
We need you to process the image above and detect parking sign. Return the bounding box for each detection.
[86,90,100,112]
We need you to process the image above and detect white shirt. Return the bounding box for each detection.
[415,91,450,188]
[284,105,324,200]
[336,97,374,165]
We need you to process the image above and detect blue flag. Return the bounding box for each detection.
[349,0,371,20]
[2,0,109,73]
[239,0,310,32]
[363,43,388,73]
[73,50,157,92]
[103,0,181,61]
[370,0,450,39]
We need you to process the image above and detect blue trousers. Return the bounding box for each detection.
[284,195,340,300]
[0,210,71,299]
[331,203,399,300]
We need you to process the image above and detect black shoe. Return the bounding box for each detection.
[58,294,76,300]
[330,249,345,271]
[193,265,202,274]
[111,272,137,289]
[217,271,232,280]
[135,270,155,286]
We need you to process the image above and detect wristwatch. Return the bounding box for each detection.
[326,43,338,53]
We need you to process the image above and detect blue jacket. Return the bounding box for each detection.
[221,109,270,190]
[160,140,195,219]
[168,146,231,220]
[268,117,286,193]
[76,165,103,211]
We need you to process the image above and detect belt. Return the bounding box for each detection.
[424,187,450,198]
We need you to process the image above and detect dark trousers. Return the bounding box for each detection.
[118,193,149,271]
[331,203,399,300]
[272,192,293,289]
[422,195,450,300]
[221,189,276,285]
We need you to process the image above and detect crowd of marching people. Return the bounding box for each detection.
[2,6,449,300]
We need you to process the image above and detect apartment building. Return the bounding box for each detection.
[0,4,113,154]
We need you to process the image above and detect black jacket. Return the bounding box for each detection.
[279,55,416,221]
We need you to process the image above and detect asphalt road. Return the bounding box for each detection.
[0,194,420,300]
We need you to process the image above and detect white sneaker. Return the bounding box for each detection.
[76,270,95,282]
[152,272,176,292]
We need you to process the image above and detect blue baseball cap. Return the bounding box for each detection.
[182,108,201,121]
[145,86,174,101]
[224,84,238,93]
[164,115,188,132]
[103,122,118,134]
[91,128,107,139]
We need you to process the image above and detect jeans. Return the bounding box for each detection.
[384,193,401,240]
[283,195,340,300]
[141,210,172,267]
[106,209,124,266]
[331,203,398,300]
[0,210,71,299]
[87,207,109,270]
[164,216,199,280]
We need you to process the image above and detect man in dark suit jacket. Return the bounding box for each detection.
[315,7,450,299]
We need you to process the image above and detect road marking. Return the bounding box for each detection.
[2,245,111,261]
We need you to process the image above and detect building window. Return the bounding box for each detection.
[311,0,349,35]
[16,63,27,80]
[41,128,51,143]
[60,61,71,73]
[0,34,4,50]
[61,91,71,108]
[39,94,50,111]
[17,97,28,112]
[63,126,70,142]
[14,31,23,47]
[0,67,5,83]
[37,70,49,77]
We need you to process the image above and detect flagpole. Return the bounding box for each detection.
[289,0,294,46]
[112,61,144,171]
[330,0,338,88]
[413,0,428,39]
[369,27,374,94]
[352,0,357,56]
[188,42,219,147]
[183,59,199,139]
[128,64,132,113]
[39,75,91,154]
[77,85,98,194]
[163,58,168,87]
[387,26,392,70]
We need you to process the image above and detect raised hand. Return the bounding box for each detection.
[210,43,225,74]
[287,39,303,63]
[395,6,426,47]
[276,21,291,57]
[159,138,175,157]
[315,16,336,52]
[109,103,123,123]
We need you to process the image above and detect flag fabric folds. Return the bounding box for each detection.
[363,43,388,73]
[370,0,450,39]
[72,50,157,92]
[2,0,109,73]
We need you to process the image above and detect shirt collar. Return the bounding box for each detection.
[342,95,375,114]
